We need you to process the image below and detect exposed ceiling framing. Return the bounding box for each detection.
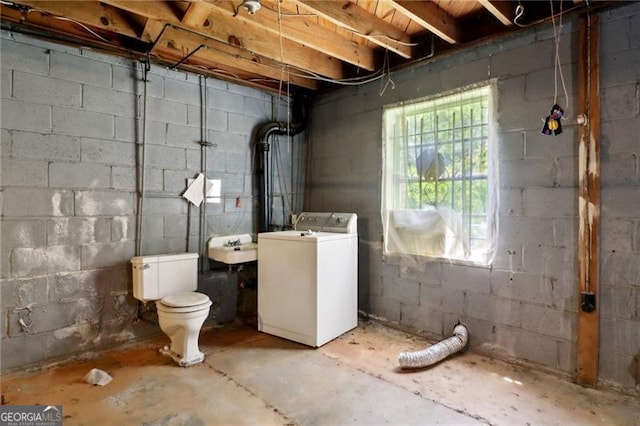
[0,0,615,94]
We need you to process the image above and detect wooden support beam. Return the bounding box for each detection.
[387,0,462,44]
[12,0,141,38]
[295,0,413,59]
[153,27,318,90]
[181,2,211,28]
[576,13,600,388]
[142,18,165,43]
[477,0,515,26]
[102,0,345,79]
[202,0,377,71]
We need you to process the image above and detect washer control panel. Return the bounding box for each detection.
[294,212,357,234]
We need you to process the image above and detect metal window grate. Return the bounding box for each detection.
[385,86,491,259]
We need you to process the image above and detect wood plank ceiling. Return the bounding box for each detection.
[0,0,609,94]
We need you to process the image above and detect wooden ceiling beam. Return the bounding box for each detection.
[478,0,515,26]
[98,0,184,24]
[295,0,413,59]
[0,3,135,50]
[388,0,462,44]
[101,0,345,80]
[142,18,166,43]
[154,27,318,90]
[11,0,141,38]
[200,0,377,71]
[181,2,212,28]
[4,1,317,90]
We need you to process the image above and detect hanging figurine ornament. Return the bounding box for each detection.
[541,104,564,136]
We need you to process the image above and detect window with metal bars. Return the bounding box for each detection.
[382,83,497,264]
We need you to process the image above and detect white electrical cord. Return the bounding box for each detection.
[550,0,570,113]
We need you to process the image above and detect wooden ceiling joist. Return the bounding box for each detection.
[388,0,462,44]
[14,0,141,38]
[295,0,413,59]
[181,2,212,28]
[478,0,515,26]
[1,0,605,93]
[154,26,318,90]
[101,0,345,80]
[201,0,377,71]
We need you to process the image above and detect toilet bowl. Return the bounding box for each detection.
[156,292,212,366]
[131,253,212,367]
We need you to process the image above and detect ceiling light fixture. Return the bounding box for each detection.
[241,0,261,15]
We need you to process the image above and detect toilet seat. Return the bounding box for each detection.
[157,292,211,314]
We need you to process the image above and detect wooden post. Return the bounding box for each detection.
[576,13,600,387]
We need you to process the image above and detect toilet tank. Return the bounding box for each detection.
[131,253,199,302]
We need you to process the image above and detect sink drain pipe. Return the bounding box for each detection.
[398,323,469,369]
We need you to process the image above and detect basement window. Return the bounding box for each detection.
[382,83,498,265]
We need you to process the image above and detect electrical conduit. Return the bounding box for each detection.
[397,323,469,369]
[135,59,150,257]
[199,76,212,273]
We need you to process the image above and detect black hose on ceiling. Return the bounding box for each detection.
[254,92,311,233]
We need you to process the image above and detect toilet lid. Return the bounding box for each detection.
[161,292,210,308]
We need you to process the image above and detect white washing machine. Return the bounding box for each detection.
[258,212,358,347]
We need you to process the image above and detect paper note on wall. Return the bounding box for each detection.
[183,174,221,205]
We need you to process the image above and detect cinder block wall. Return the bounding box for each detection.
[306,3,640,391]
[0,31,294,370]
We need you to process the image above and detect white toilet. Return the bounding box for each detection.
[131,253,212,367]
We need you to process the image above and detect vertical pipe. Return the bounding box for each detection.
[136,59,150,257]
[198,76,204,269]
[198,76,211,273]
[202,77,208,273]
[186,203,191,252]
[576,12,600,387]
[254,93,309,233]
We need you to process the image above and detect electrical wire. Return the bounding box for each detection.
[379,48,395,96]
[550,0,570,113]
[46,16,113,44]
[275,0,286,123]
[513,0,584,28]
[133,15,393,88]
[1,1,115,44]
[182,41,386,87]
[4,0,402,89]
[149,22,386,88]
[192,65,240,79]
[260,3,420,46]
[284,66,386,86]
[514,3,527,28]
[271,1,294,228]
[366,34,420,47]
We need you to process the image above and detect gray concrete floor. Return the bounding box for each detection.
[2,320,639,425]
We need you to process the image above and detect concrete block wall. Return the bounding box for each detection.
[0,30,290,369]
[306,3,640,391]
[598,4,640,390]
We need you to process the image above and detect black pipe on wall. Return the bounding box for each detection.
[254,93,310,233]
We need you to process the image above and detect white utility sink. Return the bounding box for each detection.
[208,234,258,264]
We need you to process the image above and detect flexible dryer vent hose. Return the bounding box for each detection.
[398,323,469,369]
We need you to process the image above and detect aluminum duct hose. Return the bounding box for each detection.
[398,323,468,369]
